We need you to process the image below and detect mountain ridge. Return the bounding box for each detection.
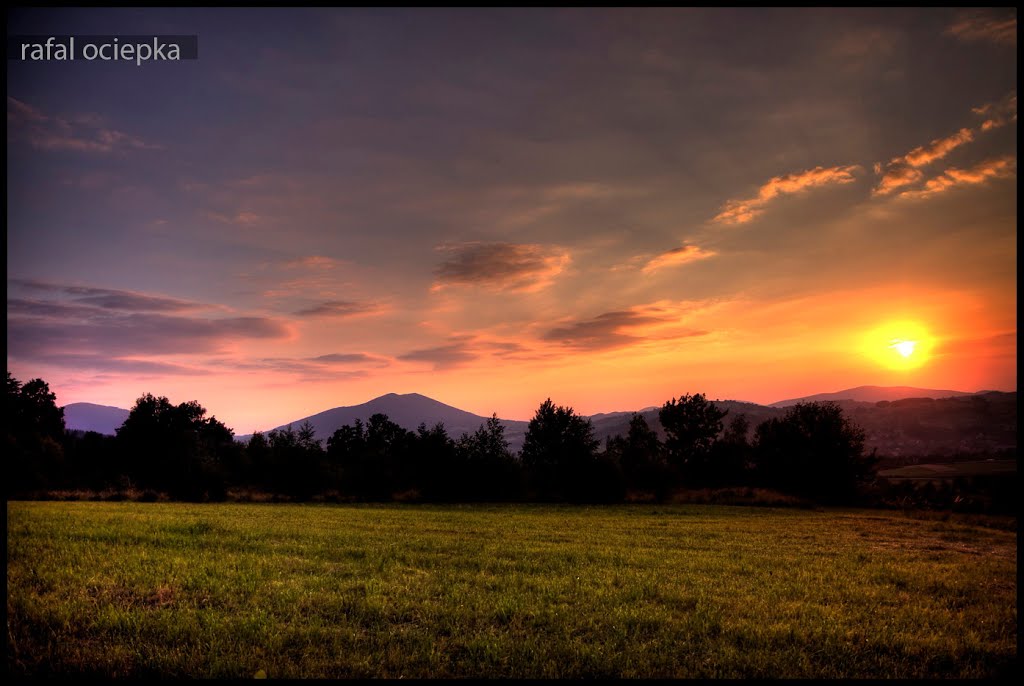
[768,385,977,407]
[63,386,1016,457]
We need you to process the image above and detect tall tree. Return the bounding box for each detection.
[116,394,233,500]
[456,414,523,501]
[704,413,754,487]
[6,372,66,494]
[605,413,669,499]
[521,399,602,501]
[659,393,727,487]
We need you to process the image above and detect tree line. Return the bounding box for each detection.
[7,371,882,504]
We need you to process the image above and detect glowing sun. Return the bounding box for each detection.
[890,339,917,358]
[862,321,933,370]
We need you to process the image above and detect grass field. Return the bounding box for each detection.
[6,502,1017,678]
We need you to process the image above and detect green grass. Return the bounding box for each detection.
[6,502,1017,678]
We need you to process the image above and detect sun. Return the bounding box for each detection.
[861,321,933,370]
[890,339,917,358]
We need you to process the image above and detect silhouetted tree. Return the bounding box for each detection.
[456,414,524,501]
[705,413,753,487]
[115,394,233,500]
[6,372,66,495]
[605,413,670,500]
[659,393,728,488]
[414,422,460,501]
[326,419,367,495]
[260,424,326,498]
[752,401,876,503]
[325,414,415,499]
[242,431,271,485]
[521,399,609,502]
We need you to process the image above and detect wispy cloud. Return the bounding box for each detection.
[713,165,860,225]
[9,279,201,312]
[6,281,290,364]
[899,156,1016,199]
[642,245,717,274]
[8,311,290,363]
[398,341,479,369]
[901,128,975,168]
[542,302,710,352]
[282,255,342,270]
[28,354,208,377]
[293,300,381,318]
[946,9,1017,46]
[543,311,663,350]
[873,128,975,196]
[972,92,1017,131]
[310,353,386,365]
[205,210,262,226]
[7,96,161,153]
[200,350,390,381]
[432,242,570,293]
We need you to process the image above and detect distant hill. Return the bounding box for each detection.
[239,393,530,451]
[63,402,129,435]
[770,385,975,407]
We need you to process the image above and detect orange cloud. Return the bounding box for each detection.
[873,128,975,196]
[642,245,717,274]
[713,165,860,225]
[873,165,924,197]
[973,92,1017,131]
[899,156,1016,199]
[900,128,975,167]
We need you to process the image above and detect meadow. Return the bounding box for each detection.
[6,502,1017,678]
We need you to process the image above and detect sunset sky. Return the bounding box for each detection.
[6,8,1017,434]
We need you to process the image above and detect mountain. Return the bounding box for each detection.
[63,402,130,435]
[240,392,531,451]
[769,385,975,407]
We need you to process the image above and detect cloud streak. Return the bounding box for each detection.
[873,128,974,196]
[6,281,291,367]
[293,300,381,318]
[7,97,161,153]
[543,303,710,351]
[713,166,860,225]
[898,156,1016,199]
[398,342,479,369]
[432,242,570,293]
[10,279,199,312]
[642,245,717,274]
[973,92,1017,131]
[946,9,1017,46]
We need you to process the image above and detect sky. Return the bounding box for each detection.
[6,8,1017,434]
